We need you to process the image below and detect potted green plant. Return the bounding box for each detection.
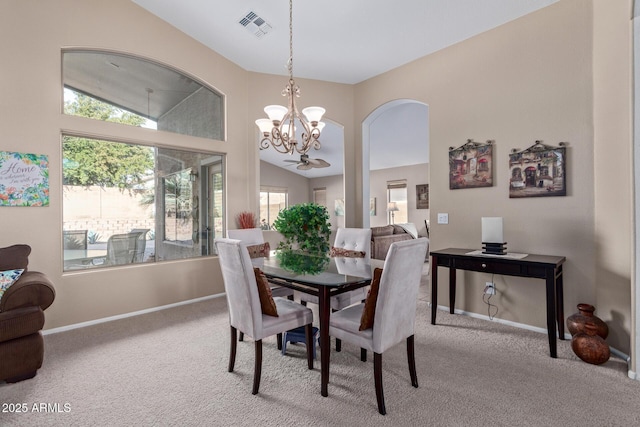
[272,203,331,254]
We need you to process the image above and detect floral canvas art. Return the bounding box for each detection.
[0,151,49,206]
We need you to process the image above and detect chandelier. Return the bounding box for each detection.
[255,0,325,155]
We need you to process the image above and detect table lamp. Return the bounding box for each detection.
[482,217,507,255]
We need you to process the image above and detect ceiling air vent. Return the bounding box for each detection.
[239,11,272,38]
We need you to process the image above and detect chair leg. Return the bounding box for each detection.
[239,332,244,342]
[374,352,386,415]
[277,333,283,350]
[305,323,314,369]
[407,335,418,388]
[228,326,237,372]
[252,340,263,395]
[361,348,367,362]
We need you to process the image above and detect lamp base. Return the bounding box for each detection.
[482,242,507,255]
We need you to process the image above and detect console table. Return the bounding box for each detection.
[430,248,566,358]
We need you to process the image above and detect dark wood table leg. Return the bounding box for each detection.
[555,266,565,340]
[319,286,331,397]
[545,268,558,358]
[449,267,456,314]
[431,255,438,324]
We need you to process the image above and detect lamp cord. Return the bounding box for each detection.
[483,273,498,320]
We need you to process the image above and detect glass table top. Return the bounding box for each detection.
[251,250,372,288]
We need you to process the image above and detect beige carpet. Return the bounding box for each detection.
[1,280,638,426]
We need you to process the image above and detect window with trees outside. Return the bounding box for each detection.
[62,50,225,271]
[259,188,287,230]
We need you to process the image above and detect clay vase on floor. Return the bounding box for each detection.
[571,322,610,365]
[566,303,608,339]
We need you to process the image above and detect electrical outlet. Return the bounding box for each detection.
[484,282,496,295]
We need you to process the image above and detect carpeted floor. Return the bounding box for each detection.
[1,279,638,427]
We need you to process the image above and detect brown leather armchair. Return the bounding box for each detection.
[0,244,55,383]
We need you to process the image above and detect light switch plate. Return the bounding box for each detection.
[437,213,449,224]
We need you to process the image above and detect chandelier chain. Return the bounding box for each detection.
[288,0,294,79]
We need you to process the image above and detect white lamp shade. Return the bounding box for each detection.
[255,118,272,133]
[264,105,288,122]
[302,106,325,123]
[315,121,326,132]
[482,217,504,243]
[387,202,399,212]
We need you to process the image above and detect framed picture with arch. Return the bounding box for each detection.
[509,141,567,198]
[449,139,494,190]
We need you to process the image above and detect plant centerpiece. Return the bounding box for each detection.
[273,203,331,254]
[272,203,331,274]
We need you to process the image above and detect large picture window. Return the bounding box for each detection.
[61,50,225,271]
[63,136,224,270]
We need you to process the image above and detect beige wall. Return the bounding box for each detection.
[592,0,634,365]
[259,160,311,206]
[2,0,633,360]
[0,0,249,328]
[355,0,632,354]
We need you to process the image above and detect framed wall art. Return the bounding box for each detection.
[449,139,494,189]
[416,184,429,209]
[0,151,49,207]
[509,141,566,198]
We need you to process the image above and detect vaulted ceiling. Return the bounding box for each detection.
[131,0,558,177]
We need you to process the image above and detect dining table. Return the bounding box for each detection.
[252,251,372,397]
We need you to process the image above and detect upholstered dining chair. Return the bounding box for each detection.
[300,227,372,352]
[214,238,315,394]
[227,228,294,300]
[329,237,429,415]
[228,228,295,348]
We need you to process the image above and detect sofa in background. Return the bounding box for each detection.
[0,244,56,383]
[370,224,415,260]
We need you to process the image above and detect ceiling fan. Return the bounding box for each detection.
[284,154,330,170]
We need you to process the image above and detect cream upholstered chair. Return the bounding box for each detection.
[214,238,315,394]
[301,227,371,309]
[300,227,372,353]
[227,228,294,300]
[329,237,429,415]
[227,228,295,347]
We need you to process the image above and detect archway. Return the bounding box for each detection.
[361,99,429,229]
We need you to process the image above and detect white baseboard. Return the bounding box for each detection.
[43,293,225,335]
[435,304,632,369]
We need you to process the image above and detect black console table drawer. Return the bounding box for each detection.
[452,258,522,275]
